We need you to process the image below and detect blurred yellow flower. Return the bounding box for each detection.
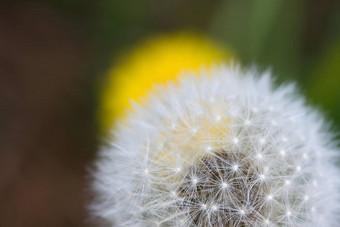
[99,32,235,131]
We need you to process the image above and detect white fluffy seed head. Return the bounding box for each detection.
[91,65,340,226]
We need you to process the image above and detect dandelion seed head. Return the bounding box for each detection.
[244,120,251,125]
[259,138,266,144]
[267,195,273,201]
[174,167,181,173]
[296,165,302,172]
[256,153,263,160]
[211,205,218,211]
[232,164,239,171]
[221,182,228,189]
[232,137,239,144]
[191,177,198,185]
[91,65,340,227]
[280,150,286,156]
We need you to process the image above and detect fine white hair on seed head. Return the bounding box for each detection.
[90,65,340,226]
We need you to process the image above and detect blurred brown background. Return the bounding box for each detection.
[0,0,339,226]
[0,3,96,227]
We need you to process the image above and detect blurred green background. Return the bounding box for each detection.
[40,0,340,131]
[0,0,339,226]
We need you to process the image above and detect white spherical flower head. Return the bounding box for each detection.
[91,65,340,226]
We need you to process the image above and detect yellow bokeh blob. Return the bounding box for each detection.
[99,32,235,131]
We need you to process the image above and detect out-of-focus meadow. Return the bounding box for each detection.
[0,0,339,226]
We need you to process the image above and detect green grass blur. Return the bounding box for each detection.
[34,0,340,131]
